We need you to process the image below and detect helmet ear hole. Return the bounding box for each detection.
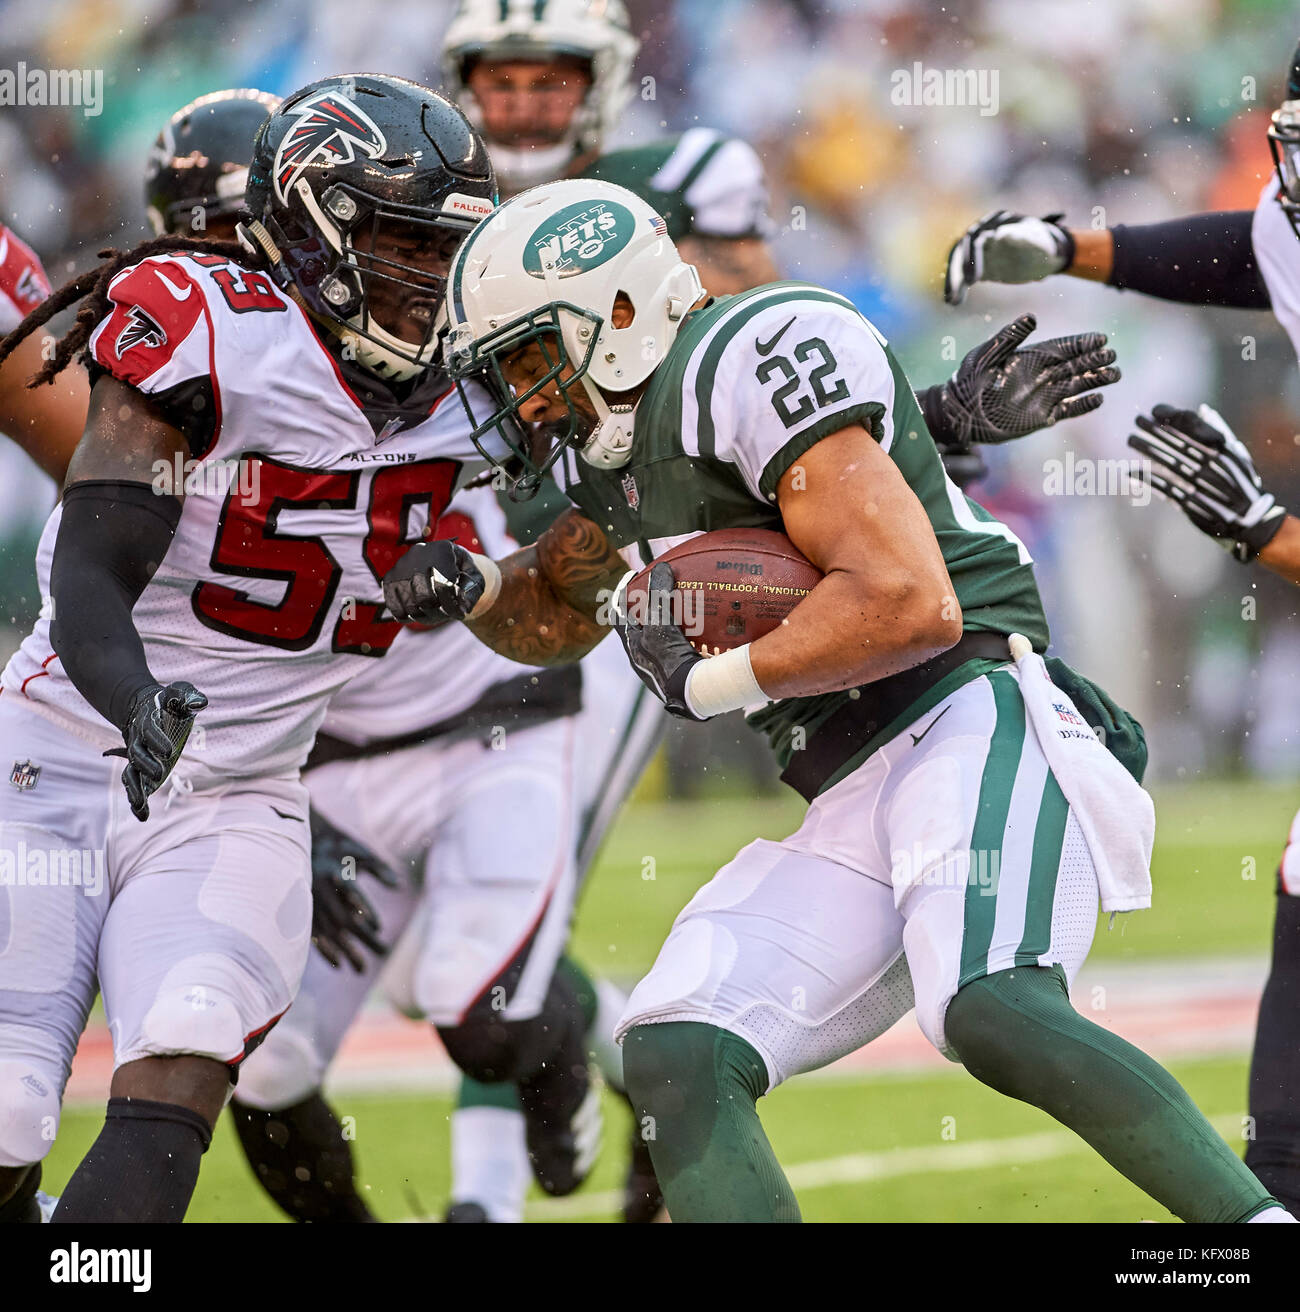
[613,290,636,327]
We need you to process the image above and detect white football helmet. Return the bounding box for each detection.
[443,178,703,492]
[441,0,639,194]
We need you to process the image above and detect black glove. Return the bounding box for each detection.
[924,313,1119,450]
[932,442,989,492]
[104,680,207,822]
[382,540,485,625]
[308,808,401,972]
[613,562,705,720]
[944,210,1075,305]
[1128,403,1287,563]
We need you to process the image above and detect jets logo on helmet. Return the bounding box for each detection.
[273,91,388,206]
[444,178,703,490]
[524,200,634,277]
[115,306,167,358]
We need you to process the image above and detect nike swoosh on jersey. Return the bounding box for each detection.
[754,316,795,356]
[152,267,194,300]
[910,703,952,746]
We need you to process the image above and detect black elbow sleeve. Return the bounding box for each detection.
[1109,212,1271,309]
[49,480,182,732]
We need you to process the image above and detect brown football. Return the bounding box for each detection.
[623,527,823,656]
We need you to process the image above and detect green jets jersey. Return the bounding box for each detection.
[552,281,1050,780]
[577,128,769,242]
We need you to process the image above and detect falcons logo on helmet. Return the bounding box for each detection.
[114,305,167,359]
[273,91,388,206]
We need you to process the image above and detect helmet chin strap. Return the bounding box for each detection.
[580,403,635,469]
[237,217,428,381]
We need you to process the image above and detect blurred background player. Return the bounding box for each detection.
[0,223,86,486]
[943,39,1300,1213]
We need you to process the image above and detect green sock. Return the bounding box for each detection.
[456,1073,520,1112]
[945,965,1273,1222]
[621,1021,799,1222]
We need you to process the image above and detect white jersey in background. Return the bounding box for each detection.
[1253,176,1300,366]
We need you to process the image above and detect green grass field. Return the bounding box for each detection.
[42,776,1290,1221]
[42,1056,1253,1222]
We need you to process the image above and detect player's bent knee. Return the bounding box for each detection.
[134,987,247,1064]
[234,1027,327,1112]
[437,1010,536,1084]
[944,966,1074,1093]
[0,1060,61,1168]
[622,1021,768,1117]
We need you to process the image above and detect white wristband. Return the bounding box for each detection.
[683,643,768,719]
[466,552,502,618]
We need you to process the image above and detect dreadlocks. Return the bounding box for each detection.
[0,234,256,388]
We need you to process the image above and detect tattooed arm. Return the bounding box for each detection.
[465,508,627,665]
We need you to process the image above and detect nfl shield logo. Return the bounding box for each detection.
[9,760,40,791]
[621,472,639,510]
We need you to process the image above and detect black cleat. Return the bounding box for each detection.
[518,1059,602,1197]
[444,1200,491,1223]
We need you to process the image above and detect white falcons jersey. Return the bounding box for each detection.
[0,252,484,785]
[320,483,547,745]
[1253,176,1300,367]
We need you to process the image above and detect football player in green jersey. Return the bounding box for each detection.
[435,0,1122,1221]
[382,179,1295,1224]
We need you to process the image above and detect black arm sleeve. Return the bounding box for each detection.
[1108,211,1271,308]
[49,480,182,733]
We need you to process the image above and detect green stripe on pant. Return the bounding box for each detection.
[960,670,1025,985]
[1016,773,1070,966]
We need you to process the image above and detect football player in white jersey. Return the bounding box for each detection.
[0,73,495,1223]
[943,40,1300,1214]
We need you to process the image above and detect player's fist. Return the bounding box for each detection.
[612,562,705,720]
[382,540,486,625]
[944,210,1075,305]
[105,680,208,822]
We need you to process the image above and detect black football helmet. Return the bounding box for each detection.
[1268,39,1300,237]
[145,89,281,237]
[242,73,496,382]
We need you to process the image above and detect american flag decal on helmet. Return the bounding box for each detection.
[273,91,388,206]
[650,214,668,237]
